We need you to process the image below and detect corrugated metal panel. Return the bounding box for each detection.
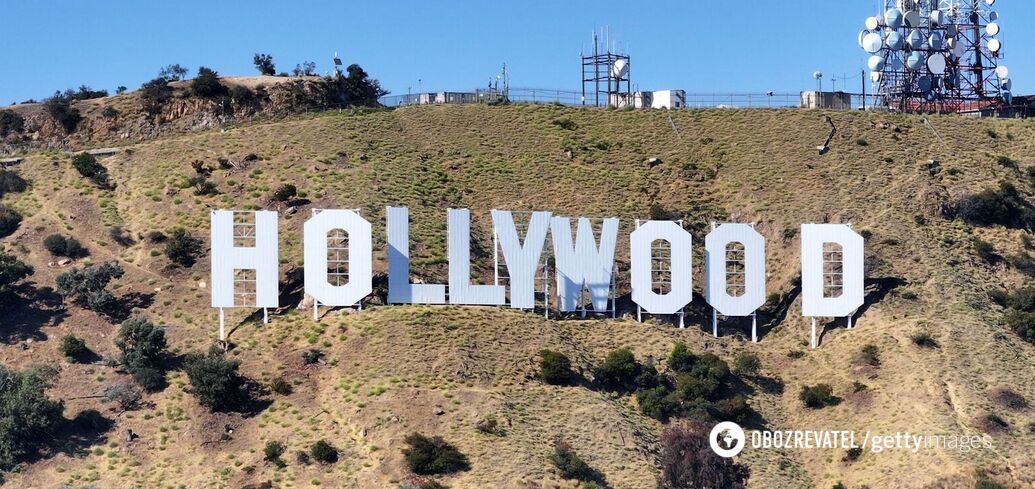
[210,210,279,308]
[386,206,446,304]
[447,209,505,305]
[704,223,766,316]
[801,224,865,317]
[491,210,552,309]
[550,217,619,312]
[630,220,693,314]
[304,209,373,307]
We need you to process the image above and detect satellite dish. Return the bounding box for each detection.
[885,9,904,29]
[1002,78,1012,91]
[904,10,921,28]
[863,33,884,53]
[871,71,882,83]
[985,0,996,5]
[611,59,629,79]
[928,32,944,50]
[868,55,885,71]
[927,53,947,73]
[906,30,924,50]
[946,24,958,37]
[996,65,1009,79]
[946,36,957,49]
[918,75,933,93]
[953,42,966,59]
[865,16,880,30]
[989,11,999,22]
[988,38,1002,53]
[945,73,958,88]
[886,31,904,50]
[986,22,1000,36]
[858,30,869,48]
[929,10,944,26]
[906,51,925,71]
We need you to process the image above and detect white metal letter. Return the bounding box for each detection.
[303,209,373,307]
[448,209,505,305]
[705,224,766,316]
[550,217,619,312]
[491,210,552,309]
[630,221,693,314]
[210,210,279,308]
[801,224,865,317]
[386,207,446,304]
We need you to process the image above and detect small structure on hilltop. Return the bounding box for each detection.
[581,27,631,108]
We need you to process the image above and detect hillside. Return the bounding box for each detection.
[1,102,1035,489]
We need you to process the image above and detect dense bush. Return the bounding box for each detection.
[43,234,88,258]
[192,67,227,98]
[43,93,82,133]
[0,365,64,470]
[71,153,109,187]
[253,53,276,76]
[593,348,641,392]
[910,331,939,348]
[115,316,168,391]
[310,440,338,464]
[0,249,33,296]
[975,478,1007,489]
[1003,287,1035,344]
[341,64,389,106]
[140,77,173,115]
[538,350,573,385]
[164,228,203,267]
[636,386,679,421]
[860,344,880,367]
[0,170,29,197]
[55,262,125,313]
[59,334,90,362]
[0,110,25,137]
[731,353,760,377]
[800,384,841,409]
[551,440,601,483]
[184,347,246,411]
[402,433,470,475]
[954,182,1035,229]
[302,348,323,365]
[263,440,285,464]
[272,183,298,202]
[269,376,293,395]
[658,422,750,489]
[0,204,23,238]
[189,176,218,196]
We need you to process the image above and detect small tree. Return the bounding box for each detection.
[59,334,90,362]
[192,67,226,98]
[164,228,203,267]
[43,234,88,258]
[264,440,286,464]
[253,53,276,76]
[0,249,33,297]
[310,440,338,464]
[55,262,125,313]
[659,422,750,489]
[71,153,110,187]
[272,183,297,202]
[158,63,189,81]
[0,204,23,238]
[402,433,470,475]
[0,110,25,137]
[115,316,168,391]
[800,384,841,409]
[342,64,388,106]
[593,348,641,392]
[0,365,64,470]
[184,347,246,411]
[140,77,173,115]
[538,350,573,385]
[551,440,600,483]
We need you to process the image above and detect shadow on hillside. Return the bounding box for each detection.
[0,283,68,344]
[25,409,115,465]
[106,291,156,323]
[818,276,906,346]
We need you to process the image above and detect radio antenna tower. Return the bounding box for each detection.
[581,27,632,107]
[858,0,1011,114]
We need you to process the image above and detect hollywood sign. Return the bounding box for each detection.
[210,208,864,348]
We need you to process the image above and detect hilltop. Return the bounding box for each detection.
[1,98,1035,489]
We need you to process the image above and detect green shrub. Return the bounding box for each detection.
[860,344,880,366]
[731,353,760,376]
[800,384,841,409]
[551,118,577,130]
[164,228,202,267]
[264,441,285,463]
[184,347,246,411]
[855,138,868,146]
[0,365,64,470]
[272,183,298,202]
[55,262,125,313]
[253,53,276,76]
[0,204,23,238]
[140,77,173,115]
[59,335,90,362]
[43,234,88,258]
[0,110,25,137]
[71,153,109,187]
[192,67,227,98]
[954,182,1035,229]
[637,386,679,421]
[910,331,939,348]
[302,348,323,365]
[975,478,1007,489]
[402,433,469,475]
[551,440,600,482]
[44,95,82,133]
[538,350,573,385]
[0,249,33,296]
[115,316,168,391]
[593,348,640,392]
[270,376,293,395]
[310,440,338,464]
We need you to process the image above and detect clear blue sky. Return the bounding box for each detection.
[2,0,1031,104]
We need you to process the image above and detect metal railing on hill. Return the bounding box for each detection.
[379,88,872,110]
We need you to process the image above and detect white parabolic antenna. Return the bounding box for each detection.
[996,65,1009,79]
[871,71,882,83]
[988,38,1002,53]
[885,8,904,29]
[865,16,880,30]
[906,51,925,70]
[903,10,920,28]
[986,22,1000,36]
[927,53,946,74]
[985,0,996,5]
[886,31,903,50]
[611,59,629,79]
[868,55,885,71]
[906,29,923,49]
[990,11,999,22]
[863,33,883,53]
[858,30,868,47]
